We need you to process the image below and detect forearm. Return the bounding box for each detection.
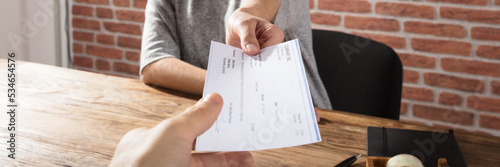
[239,0,281,22]
[141,58,206,95]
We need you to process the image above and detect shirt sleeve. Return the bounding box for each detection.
[140,0,180,75]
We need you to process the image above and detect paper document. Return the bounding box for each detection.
[196,39,321,151]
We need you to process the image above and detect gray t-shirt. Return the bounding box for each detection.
[140,0,332,110]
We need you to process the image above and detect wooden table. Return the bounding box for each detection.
[1,60,499,166]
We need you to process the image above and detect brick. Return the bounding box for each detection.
[96,7,113,18]
[310,12,341,26]
[403,69,419,83]
[73,31,94,42]
[402,86,434,102]
[411,38,471,56]
[97,34,114,45]
[318,0,371,13]
[344,15,399,32]
[126,51,140,62]
[72,18,100,30]
[118,36,142,49]
[404,21,466,38]
[73,56,93,68]
[351,32,406,48]
[496,0,500,6]
[427,0,488,5]
[492,80,500,95]
[423,72,485,92]
[400,102,408,115]
[471,27,500,42]
[72,5,93,16]
[116,9,145,22]
[73,43,83,54]
[440,7,500,24]
[413,104,474,125]
[75,0,109,5]
[96,59,110,71]
[114,0,130,7]
[441,58,500,77]
[309,0,314,9]
[466,96,500,113]
[375,2,435,19]
[86,45,123,59]
[133,0,147,9]
[398,53,435,69]
[438,92,462,106]
[480,114,500,130]
[103,22,142,35]
[114,62,140,75]
[477,45,500,60]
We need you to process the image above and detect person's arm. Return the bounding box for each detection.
[142,58,206,95]
[140,0,206,95]
[226,0,284,55]
[239,0,281,22]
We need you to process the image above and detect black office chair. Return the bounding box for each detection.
[312,29,402,120]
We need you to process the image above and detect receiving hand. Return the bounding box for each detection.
[109,93,253,167]
[226,8,284,55]
[314,107,321,122]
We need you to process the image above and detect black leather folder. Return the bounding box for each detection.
[367,127,467,167]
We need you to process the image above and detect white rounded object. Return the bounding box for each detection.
[386,154,424,167]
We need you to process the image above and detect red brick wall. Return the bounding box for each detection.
[71,0,500,136]
[311,0,500,136]
[71,0,146,78]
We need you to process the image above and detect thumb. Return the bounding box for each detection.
[237,22,260,55]
[173,93,224,138]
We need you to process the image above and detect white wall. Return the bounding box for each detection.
[1,0,69,67]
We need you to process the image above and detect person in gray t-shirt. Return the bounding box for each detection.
[140,0,332,111]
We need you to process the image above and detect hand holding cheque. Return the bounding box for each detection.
[110,40,320,165]
[109,93,253,167]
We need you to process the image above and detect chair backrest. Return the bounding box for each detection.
[312,29,402,120]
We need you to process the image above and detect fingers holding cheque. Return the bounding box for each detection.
[109,93,254,167]
[225,7,284,56]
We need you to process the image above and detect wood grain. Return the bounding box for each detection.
[0,59,498,166]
